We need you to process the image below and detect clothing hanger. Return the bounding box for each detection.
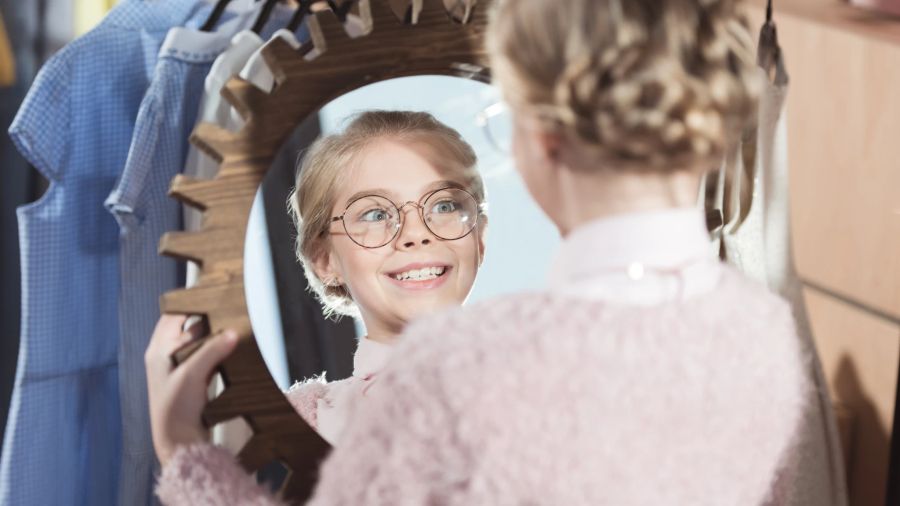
[200,0,233,32]
[288,0,352,33]
[202,0,282,33]
[291,0,361,57]
[326,0,357,23]
[251,0,281,34]
[720,0,787,245]
[287,0,314,32]
[758,0,788,86]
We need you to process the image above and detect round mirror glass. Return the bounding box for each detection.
[244,76,560,390]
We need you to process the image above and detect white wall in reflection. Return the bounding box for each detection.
[245,190,291,389]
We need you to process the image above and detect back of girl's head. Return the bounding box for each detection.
[487,0,759,172]
[287,110,485,317]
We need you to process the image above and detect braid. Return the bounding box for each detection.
[488,0,760,172]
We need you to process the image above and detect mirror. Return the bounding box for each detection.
[243,76,560,391]
[159,3,500,497]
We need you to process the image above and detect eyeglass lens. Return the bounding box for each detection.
[341,188,478,248]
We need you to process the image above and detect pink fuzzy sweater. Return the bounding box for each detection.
[282,337,394,445]
[156,210,809,505]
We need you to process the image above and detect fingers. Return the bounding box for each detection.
[146,314,209,375]
[172,317,206,353]
[180,330,240,383]
[152,314,188,345]
[146,315,187,361]
[183,315,208,340]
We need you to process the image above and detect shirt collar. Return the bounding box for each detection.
[105,0,213,32]
[353,337,394,380]
[547,207,711,290]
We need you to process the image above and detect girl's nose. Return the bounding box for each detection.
[395,203,433,249]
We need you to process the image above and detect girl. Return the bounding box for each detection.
[153,0,810,503]
[145,111,487,500]
[299,0,809,504]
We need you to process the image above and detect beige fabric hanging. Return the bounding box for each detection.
[74,0,119,36]
[0,10,15,87]
[717,24,849,506]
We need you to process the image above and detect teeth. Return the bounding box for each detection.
[392,266,446,281]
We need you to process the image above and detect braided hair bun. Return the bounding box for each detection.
[487,0,760,171]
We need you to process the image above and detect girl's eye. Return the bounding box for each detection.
[360,208,391,222]
[431,200,459,214]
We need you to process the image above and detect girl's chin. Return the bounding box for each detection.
[391,294,461,317]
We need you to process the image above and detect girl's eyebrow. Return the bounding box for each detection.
[343,188,395,207]
[421,180,465,193]
[343,181,467,208]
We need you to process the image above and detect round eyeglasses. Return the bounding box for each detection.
[330,187,483,249]
[476,101,513,155]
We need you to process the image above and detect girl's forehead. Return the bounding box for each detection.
[339,141,451,199]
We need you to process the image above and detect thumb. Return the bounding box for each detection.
[183,330,240,381]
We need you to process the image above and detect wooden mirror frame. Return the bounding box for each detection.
[158,0,492,501]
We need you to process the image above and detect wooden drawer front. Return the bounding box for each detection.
[805,288,899,506]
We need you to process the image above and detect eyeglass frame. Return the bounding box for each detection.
[476,101,511,155]
[329,186,486,249]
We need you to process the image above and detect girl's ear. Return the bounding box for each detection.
[515,112,567,177]
[312,249,342,287]
[476,216,488,267]
[536,128,564,166]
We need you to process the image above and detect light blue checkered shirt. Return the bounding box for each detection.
[102,5,301,503]
[104,26,235,506]
[2,1,214,504]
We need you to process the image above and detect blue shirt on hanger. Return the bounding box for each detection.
[1,1,214,504]
[104,26,237,506]
[102,5,302,503]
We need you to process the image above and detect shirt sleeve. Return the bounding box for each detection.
[762,299,816,506]
[8,50,71,182]
[762,421,806,506]
[308,326,471,505]
[156,443,288,506]
[103,92,161,228]
[155,380,329,506]
[284,377,328,429]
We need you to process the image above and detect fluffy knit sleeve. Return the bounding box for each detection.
[155,443,287,506]
[761,295,817,506]
[285,376,328,428]
[308,315,471,505]
[156,379,329,505]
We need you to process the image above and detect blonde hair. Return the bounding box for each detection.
[486,0,760,171]
[287,110,486,318]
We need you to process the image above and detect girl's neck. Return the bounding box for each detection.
[556,167,702,236]
[359,318,401,345]
[364,332,398,345]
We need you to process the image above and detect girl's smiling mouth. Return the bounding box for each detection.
[384,263,452,290]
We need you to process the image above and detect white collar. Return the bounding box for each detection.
[352,337,394,380]
[547,208,719,303]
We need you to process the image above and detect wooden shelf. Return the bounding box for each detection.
[745,0,900,46]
